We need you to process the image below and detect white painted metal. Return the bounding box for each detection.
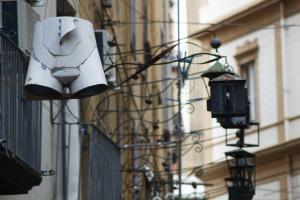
[69,48,107,95]
[33,17,96,69]
[26,53,63,94]
[25,17,107,98]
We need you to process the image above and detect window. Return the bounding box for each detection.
[235,39,259,122]
[57,0,76,16]
[241,61,257,121]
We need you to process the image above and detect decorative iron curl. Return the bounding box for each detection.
[194,142,203,153]
[184,103,195,114]
[181,130,203,145]
[195,167,204,177]
[179,132,204,157]
[191,132,201,142]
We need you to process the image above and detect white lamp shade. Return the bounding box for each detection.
[25,54,63,98]
[70,48,108,98]
[24,17,108,99]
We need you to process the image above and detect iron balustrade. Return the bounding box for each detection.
[0,31,41,171]
[87,126,121,200]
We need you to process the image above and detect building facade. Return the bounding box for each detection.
[4,0,298,199]
[78,0,175,199]
[0,0,81,199]
[192,0,300,199]
[1,0,176,199]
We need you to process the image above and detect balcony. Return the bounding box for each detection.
[0,32,42,194]
[81,125,121,200]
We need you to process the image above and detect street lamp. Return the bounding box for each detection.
[203,60,260,147]
[225,149,255,200]
[24,17,107,99]
[207,74,248,118]
[201,38,259,200]
[208,76,260,147]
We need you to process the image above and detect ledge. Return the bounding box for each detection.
[0,147,42,195]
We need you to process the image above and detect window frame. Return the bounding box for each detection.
[235,39,260,122]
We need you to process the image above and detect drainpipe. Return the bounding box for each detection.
[61,100,68,200]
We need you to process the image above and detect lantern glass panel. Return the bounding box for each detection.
[209,74,247,118]
[218,116,248,129]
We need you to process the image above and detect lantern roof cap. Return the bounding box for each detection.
[211,73,243,82]
[201,61,235,80]
[225,149,254,158]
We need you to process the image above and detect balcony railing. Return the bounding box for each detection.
[87,126,121,200]
[0,31,41,171]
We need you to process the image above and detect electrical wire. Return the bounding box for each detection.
[63,2,242,199]
[110,19,300,29]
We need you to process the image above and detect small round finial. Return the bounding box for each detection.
[210,37,222,51]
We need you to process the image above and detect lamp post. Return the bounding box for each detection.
[204,73,258,200]
[202,46,259,200]
[24,17,109,200]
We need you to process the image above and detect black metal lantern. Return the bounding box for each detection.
[216,94,260,148]
[217,97,250,129]
[218,117,248,129]
[225,149,255,200]
[207,74,247,118]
